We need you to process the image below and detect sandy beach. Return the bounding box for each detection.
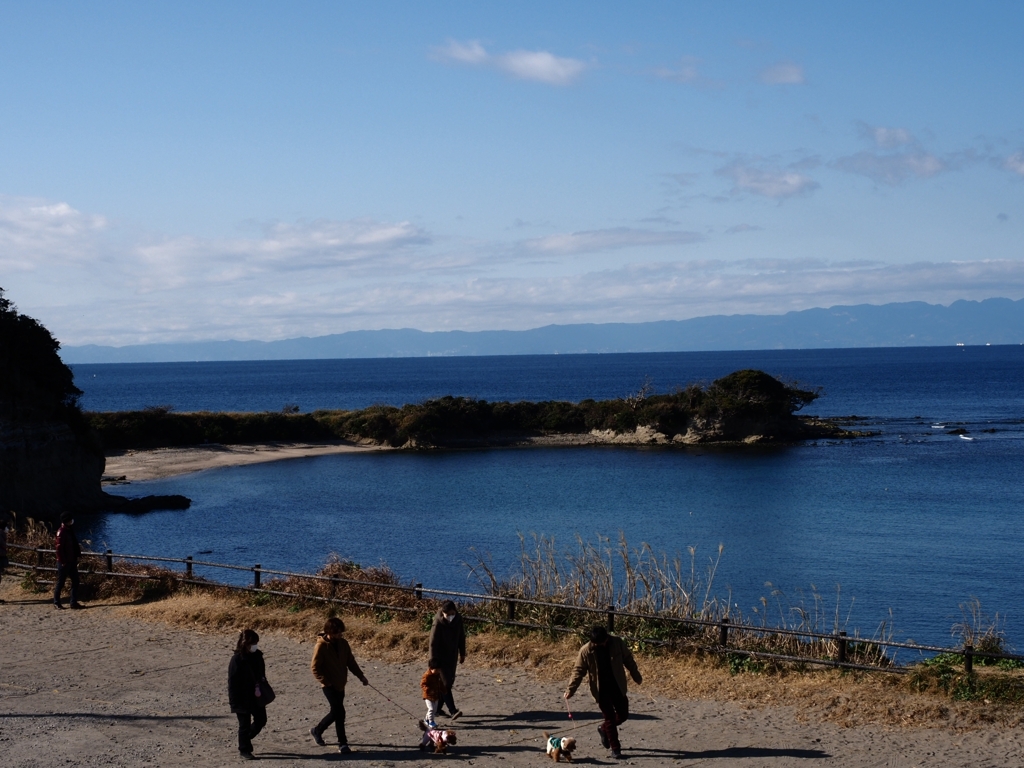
[99,438,660,483]
[103,442,392,483]
[2,579,1023,767]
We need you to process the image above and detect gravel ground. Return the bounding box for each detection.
[2,579,1021,767]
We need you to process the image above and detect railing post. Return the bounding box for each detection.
[607,604,615,633]
[35,548,44,576]
[254,564,261,589]
[105,549,113,574]
[414,582,423,600]
[719,617,730,648]
[185,556,193,578]
[506,599,516,622]
[837,631,847,666]
[964,644,974,675]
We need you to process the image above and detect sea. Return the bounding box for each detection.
[71,346,1024,652]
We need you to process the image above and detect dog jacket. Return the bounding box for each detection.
[547,735,570,753]
[422,727,453,750]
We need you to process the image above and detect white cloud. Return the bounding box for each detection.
[313,258,1024,331]
[1005,152,1024,176]
[23,243,1024,346]
[654,56,701,84]
[857,123,915,149]
[523,227,702,255]
[717,163,819,199]
[7,198,1024,348]
[836,123,959,185]
[833,150,945,185]
[142,219,427,269]
[497,50,586,86]
[435,39,488,64]
[0,197,107,270]
[759,61,805,85]
[432,39,586,85]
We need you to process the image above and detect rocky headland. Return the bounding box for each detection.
[0,288,190,524]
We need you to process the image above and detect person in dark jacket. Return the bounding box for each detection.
[428,600,466,719]
[564,625,643,759]
[309,617,368,754]
[53,512,82,609]
[228,628,268,760]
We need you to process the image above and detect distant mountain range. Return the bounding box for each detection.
[60,298,1024,364]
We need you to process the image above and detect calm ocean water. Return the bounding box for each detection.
[72,347,1024,650]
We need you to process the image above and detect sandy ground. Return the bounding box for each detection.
[99,433,812,485]
[100,440,651,484]
[2,580,1022,767]
[103,443,391,482]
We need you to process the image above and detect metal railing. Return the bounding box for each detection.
[7,542,1017,676]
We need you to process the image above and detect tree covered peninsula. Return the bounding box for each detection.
[88,369,859,451]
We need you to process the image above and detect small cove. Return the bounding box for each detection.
[76,346,1024,650]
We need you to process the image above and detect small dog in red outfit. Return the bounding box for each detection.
[418,720,457,753]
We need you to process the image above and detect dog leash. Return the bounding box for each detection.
[365,681,423,724]
[563,696,579,732]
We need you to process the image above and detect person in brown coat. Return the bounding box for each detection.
[564,625,643,759]
[309,617,368,754]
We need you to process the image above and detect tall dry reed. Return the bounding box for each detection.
[468,531,894,669]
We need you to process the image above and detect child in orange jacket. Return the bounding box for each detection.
[421,661,447,728]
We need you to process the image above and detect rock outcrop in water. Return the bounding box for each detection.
[0,288,189,523]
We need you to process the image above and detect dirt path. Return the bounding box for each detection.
[1,580,1021,767]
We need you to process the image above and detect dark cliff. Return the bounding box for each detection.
[1,289,108,521]
[1,289,188,521]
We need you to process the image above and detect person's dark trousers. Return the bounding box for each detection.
[438,665,458,714]
[315,686,347,745]
[597,689,629,753]
[235,707,267,754]
[53,563,80,606]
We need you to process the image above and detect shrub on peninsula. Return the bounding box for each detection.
[85,369,827,450]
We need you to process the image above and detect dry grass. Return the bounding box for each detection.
[469,532,892,667]
[114,588,1024,732]
[10,521,1024,730]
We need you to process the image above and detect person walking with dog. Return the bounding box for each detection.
[309,617,368,754]
[53,512,83,609]
[564,625,643,759]
[428,600,466,719]
[228,628,270,760]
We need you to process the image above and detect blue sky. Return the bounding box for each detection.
[1,1,1022,346]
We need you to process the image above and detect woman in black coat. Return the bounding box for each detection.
[228,629,268,759]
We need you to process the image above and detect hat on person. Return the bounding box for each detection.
[60,512,74,523]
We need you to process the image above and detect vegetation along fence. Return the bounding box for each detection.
[8,542,1020,677]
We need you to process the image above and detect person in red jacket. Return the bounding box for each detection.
[53,512,83,609]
